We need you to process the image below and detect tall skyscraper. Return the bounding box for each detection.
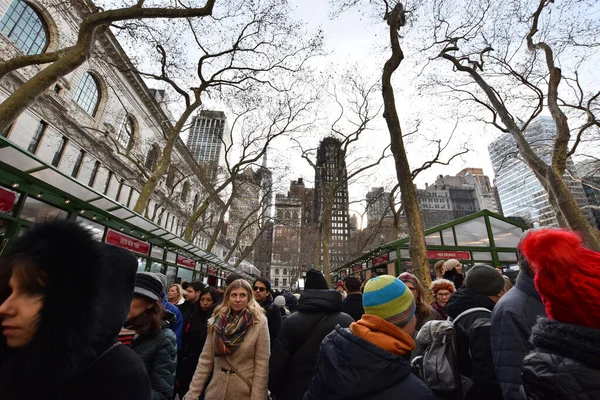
[314,137,350,267]
[186,110,227,179]
[489,116,594,227]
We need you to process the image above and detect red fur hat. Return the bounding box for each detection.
[520,228,600,329]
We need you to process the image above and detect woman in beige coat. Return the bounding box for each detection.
[183,279,269,400]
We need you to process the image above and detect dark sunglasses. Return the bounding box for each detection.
[253,286,266,292]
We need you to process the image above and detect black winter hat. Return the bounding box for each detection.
[305,269,329,290]
[465,265,505,296]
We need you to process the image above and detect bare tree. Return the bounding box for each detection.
[294,74,390,285]
[0,0,219,128]
[432,0,600,248]
[121,1,322,215]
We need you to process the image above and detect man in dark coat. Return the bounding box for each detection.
[491,246,546,400]
[269,269,354,400]
[253,277,281,350]
[341,276,364,322]
[519,229,600,399]
[179,281,205,324]
[0,221,151,400]
[304,275,436,400]
[445,265,506,400]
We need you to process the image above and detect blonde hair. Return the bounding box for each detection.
[211,279,264,328]
[168,283,183,302]
[434,260,446,279]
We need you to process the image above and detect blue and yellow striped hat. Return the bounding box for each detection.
[363,275,416,327]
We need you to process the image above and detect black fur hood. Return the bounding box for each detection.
[0,220,138,399]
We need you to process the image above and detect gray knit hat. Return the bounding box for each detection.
[465,265,505,296]
[134,272,166,301]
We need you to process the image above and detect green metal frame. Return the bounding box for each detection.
[334,209,527,280]
[0,137,250,284]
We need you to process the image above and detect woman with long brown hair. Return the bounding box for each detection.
[184,279,269,400]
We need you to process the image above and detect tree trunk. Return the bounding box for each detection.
[133,101,200,214]
[381,4,431,288]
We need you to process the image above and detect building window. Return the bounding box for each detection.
[275,268,279,275]
[51,136,67,167]
[283,268,287,275]
[73,72,100,116]
[0,0,48,55]
[181,182,189,202]
[283,278,287,286]
[71,149,85,177]
[88,161,100,187]
[116,115,134,150]
[166,166,176,188]
[28,120,46,154]
[192,193,199,211]
[103,171,113,195]
[145,143,160,170]
[274,278,279,287]
[115,179,124,200]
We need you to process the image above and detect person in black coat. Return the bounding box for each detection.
[445,265,506,400]
[0,220,151,400]
[304,275,436,400]
[269,269,354,400]
[252,277,281,350]
[176,286,218,398]
[491,247,546,400]
[443,259,464,289]
[341,276,364,322]
[519,229,600,399]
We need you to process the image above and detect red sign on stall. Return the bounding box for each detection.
[0,187,17,214]
[427,250,471,260]
[176,255,196,269]
[352,264,362,273]
[207,266,217,276]
[373,254,389,266]
[105,229,150,256]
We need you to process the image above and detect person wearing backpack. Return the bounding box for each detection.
[303,275,437,400]
[268,269,353,400]
[444,265,506,400]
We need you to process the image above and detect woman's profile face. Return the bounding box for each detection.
[167,286,179,300]
[127,296,153,319]
[0,274,44,348]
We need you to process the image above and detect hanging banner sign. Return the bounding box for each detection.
[105,229,150,256]
[372,254,389,266]
[176,255,196,269]
[427,250,471,260]
[207,266,217,276]
[352,264,363,273]
[0,187,17,214]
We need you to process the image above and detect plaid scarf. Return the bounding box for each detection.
[213,309,255,357]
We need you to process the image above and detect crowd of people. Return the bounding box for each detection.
[0,219,599,399]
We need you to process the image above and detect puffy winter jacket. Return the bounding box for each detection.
[260,295,282,351]
[445,286,502,400]
[131,313,178,400]
[341,292,364,322]
[268,290,354,400]
[303,325,437,400]
[522,318,600,400]
[491,272,546,400]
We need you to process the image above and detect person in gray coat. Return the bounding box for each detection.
[490,245,546,400]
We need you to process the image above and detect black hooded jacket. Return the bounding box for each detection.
[269,289,354,400]
[522,318,600,400]
[445,286,502,400]
[304,325,437,400]
[0,221,151,400]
